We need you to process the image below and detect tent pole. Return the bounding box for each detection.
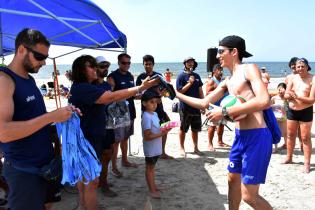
[52,58,61,108]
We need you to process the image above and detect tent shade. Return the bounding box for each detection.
[0,0,127,56]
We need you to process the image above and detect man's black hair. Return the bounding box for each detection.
[15,28,50,54]
[71,55,97,83]
[142,54,155,65]
[117,53,131,61]
[288,57,298,67]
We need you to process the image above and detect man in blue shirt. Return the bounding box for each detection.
[107,53,137,177]
[136,55,173,159]
[0,28,77,210]
[176,57,204,157]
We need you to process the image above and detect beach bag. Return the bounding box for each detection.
[263,107,282,144]
[172,102,179,113]
[106,100,131,129]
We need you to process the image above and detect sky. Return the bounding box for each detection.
[4,0,315,64]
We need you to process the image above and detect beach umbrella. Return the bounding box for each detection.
[0,0,127,107]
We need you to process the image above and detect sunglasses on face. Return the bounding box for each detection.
[98,64,109,69]
[24,46,49,61]
[217,48,233,55]
[120,61,131,65]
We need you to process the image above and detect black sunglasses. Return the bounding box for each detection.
[98,64,110,69]
[120,61,131,65]
[24,46,49,61]
[217,48,233,55]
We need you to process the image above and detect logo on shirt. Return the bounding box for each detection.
[26,95,35,102]
[229,161,234,168]
[121,82,126,85]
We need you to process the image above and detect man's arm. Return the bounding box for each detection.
[176,80,226,110]
[0,74,72,143]
[106,76,115,90]
[96,76,159,104]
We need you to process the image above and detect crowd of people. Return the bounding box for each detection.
[0,28,313,210]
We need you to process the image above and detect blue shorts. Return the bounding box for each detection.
[228,128,272,184]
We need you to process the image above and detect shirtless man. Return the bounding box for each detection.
[283,58,315,173]
[283,57,302,151]
[176,35,273,209]
[205,64,229,151]
[261,67,270,88]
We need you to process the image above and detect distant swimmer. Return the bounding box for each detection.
[164,68,173,83]
[283,58,315,173]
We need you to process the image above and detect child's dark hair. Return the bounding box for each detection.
[277,82,286,89]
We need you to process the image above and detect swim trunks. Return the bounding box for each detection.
[286,106,313,122]
[228,128,272,184]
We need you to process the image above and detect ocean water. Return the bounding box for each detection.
[33,61,315,81]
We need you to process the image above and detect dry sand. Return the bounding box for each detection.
[46,78,315,210]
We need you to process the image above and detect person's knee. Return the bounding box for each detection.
[87,178,99,190]
[228,173,241,187]
[287,131,296,140]
[242,192,258,207]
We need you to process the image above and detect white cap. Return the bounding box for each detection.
[95,56,108,64]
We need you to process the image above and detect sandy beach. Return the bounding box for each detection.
[42,77,315,210]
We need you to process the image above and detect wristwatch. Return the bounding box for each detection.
[222,107,233,122]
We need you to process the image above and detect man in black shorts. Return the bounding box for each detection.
[176,57,204,156]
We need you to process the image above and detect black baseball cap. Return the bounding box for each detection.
[141,90,161,102]
[297,58,312,71]
[219,35,252,58]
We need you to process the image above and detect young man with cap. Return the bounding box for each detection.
[283,58,315,173]
[176,35,273,209]
[176,57,204,156]
[205,64,229,151]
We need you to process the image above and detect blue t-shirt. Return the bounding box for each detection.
[108,69,136,120]
[176,70,203,113]
[68,83,106,140]
[0,67,53,168]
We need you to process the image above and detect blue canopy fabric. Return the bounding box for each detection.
[0,0,127,56]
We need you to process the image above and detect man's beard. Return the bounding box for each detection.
[98,69,108,78]
[23,53,40,74]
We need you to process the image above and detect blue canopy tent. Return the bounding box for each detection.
[0,0,127,107]
[0,0,127,56]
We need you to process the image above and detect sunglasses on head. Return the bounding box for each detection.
[217,48,233,55]
[120,61,131,65]
[24,45,49,61]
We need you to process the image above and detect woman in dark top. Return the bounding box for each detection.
[69,55,158,210]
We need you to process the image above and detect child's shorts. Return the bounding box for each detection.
[145,155,159,166]
[228,128,272,184]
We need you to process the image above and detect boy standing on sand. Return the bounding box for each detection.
[176,35,273,209]
[141,91,171,198]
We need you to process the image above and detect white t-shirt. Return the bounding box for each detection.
[141,111,162,157]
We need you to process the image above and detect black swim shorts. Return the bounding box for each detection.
[287,106,313,122]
